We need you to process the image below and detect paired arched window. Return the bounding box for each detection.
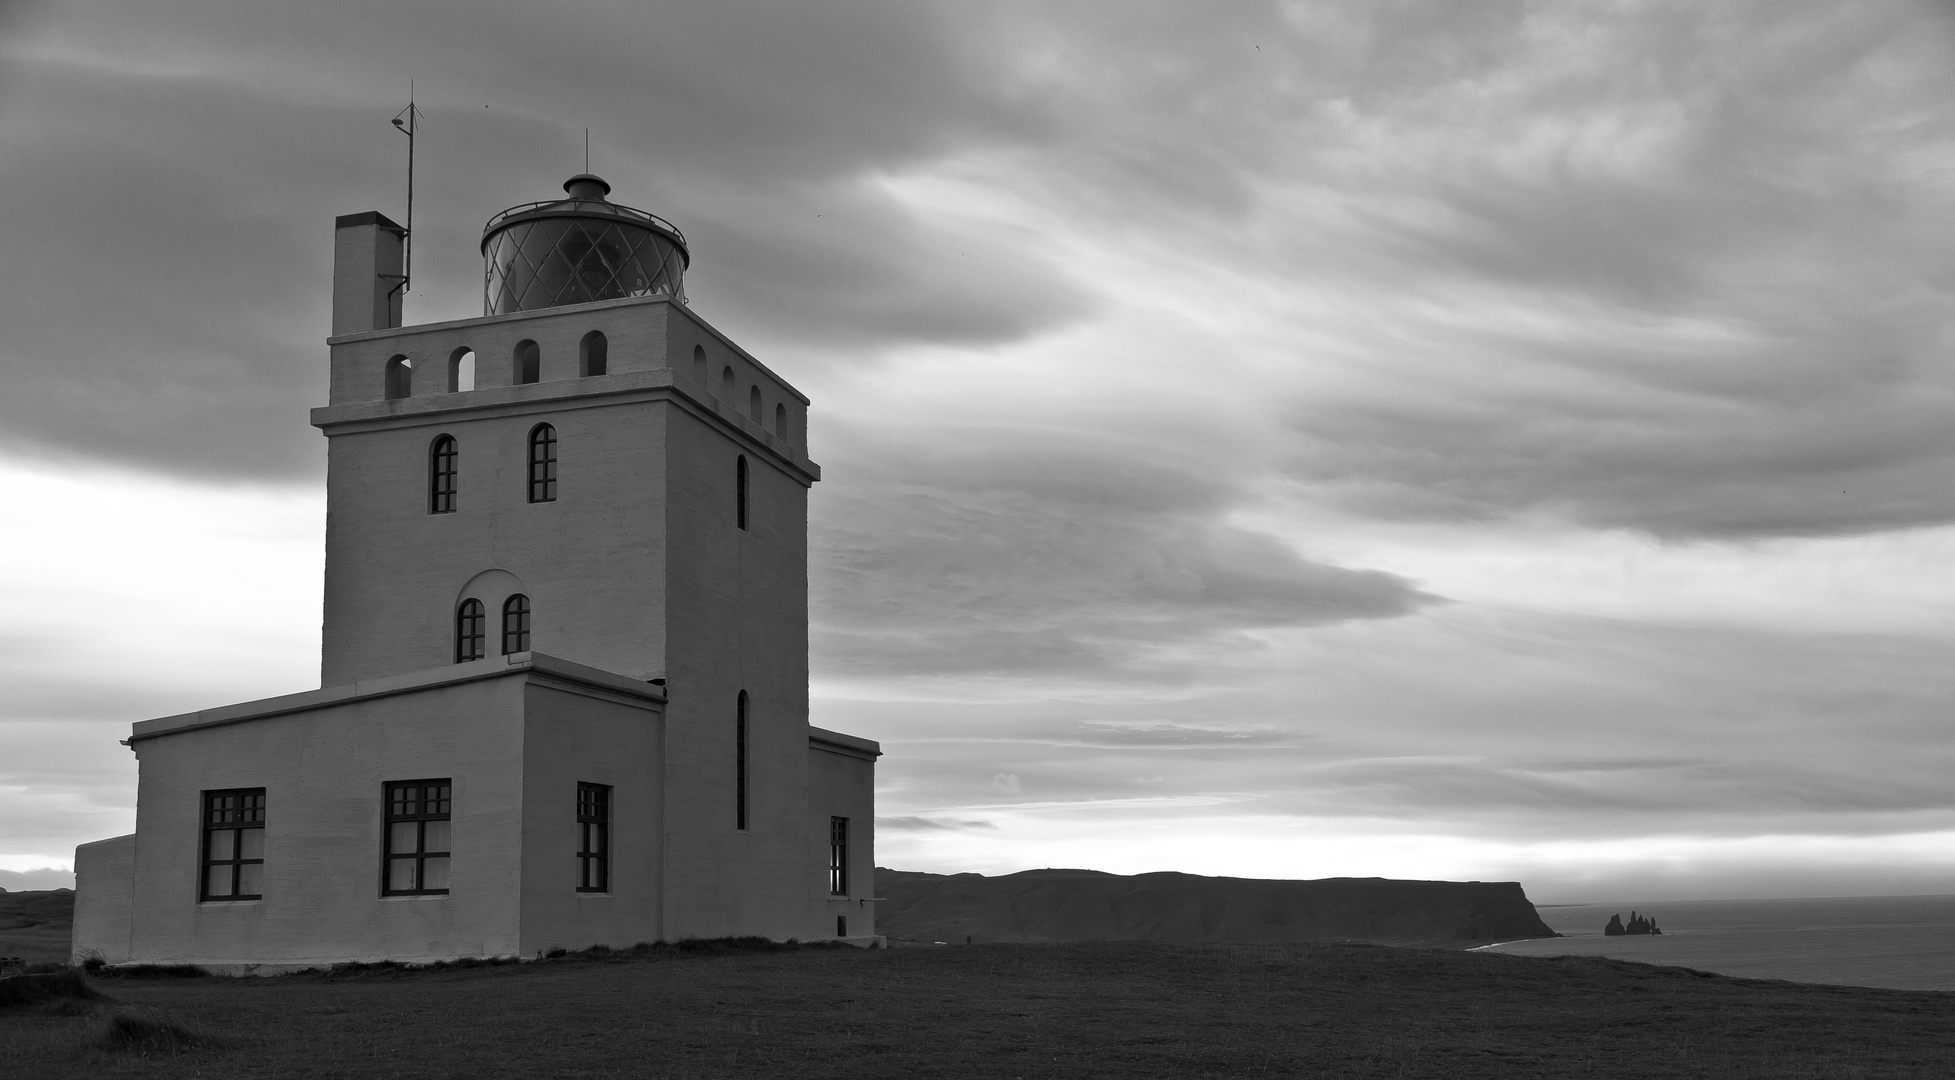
[580,331,607,377]
[502,594,531,654]
[735,455,748,530]
[429,435,457,514]
[514,340,540,385]
[455,599,486,662]
[528,424,558,503]
[736,690,749,831]
[385,355,412,400]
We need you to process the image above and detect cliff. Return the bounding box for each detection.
[875,868,1557,945]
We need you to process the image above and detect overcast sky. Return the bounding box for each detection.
[4,0,1954,902]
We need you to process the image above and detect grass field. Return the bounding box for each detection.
[5,940,1954,1079]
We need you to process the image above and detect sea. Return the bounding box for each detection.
[1475,894,1955,992]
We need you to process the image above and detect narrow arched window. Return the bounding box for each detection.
[692,344,706,386]
[449,348,476,393]
[385,355,412,400]
[514,340,540,385]
[580,330,607,377]
[502,594,531,654]
[455,599,485,662]
[736,690,749,831]
[774,403,788,439]
[429,435,457,514]
[721,365,735,401]
[528,424,557,503]
[748,385,763,423]
[735,455,748,530]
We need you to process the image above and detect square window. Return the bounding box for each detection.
[200,788,266,901]
[383,779,452,896]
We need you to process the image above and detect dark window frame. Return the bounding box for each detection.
[200,788,266,901]
[429,434,458,514]
[382,779,452,896]
[456,598,486,662]
[829,816,849,896]
[736,691,749,831]
[501,593,531,655]
[735,455,748,530]
[577,782,610,893]
[528,424,558,503]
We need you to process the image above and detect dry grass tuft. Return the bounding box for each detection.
[95,1008,224,1053]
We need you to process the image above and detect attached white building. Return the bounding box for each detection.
[71,175,880,970]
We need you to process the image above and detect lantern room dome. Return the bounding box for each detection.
[481,174,688,315]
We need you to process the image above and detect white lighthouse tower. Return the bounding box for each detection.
[70,176,881,969]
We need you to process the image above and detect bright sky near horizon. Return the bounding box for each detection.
[3,0,1954,903]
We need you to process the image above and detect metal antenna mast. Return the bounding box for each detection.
[390,85,424,310]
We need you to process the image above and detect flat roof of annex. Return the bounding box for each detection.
[126,652,665,745]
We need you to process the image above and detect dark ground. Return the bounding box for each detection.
[5,939,1953,1079]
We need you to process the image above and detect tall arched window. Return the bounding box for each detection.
[692,344,707,386]
[385,355,412,400]
[735,455,748,530]
[736,690,749,831]
[528,424,558,503]
[721,365,735,401]
[455,599,486,662]
[514,340,540,385]
[580,330,607,377]
[501,594,531,654]
[748,385,763,422]
[448,347,476,393]
[429,435,458,514]
[774,403,788,440]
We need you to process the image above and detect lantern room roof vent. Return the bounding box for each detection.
[481,174,688,315]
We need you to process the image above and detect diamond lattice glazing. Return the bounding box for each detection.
[485,215,687,315]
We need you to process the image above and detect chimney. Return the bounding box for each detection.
[332,212,406,335]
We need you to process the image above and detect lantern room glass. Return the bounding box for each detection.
[484,216,687,315]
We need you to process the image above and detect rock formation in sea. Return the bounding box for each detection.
[875,868,1559,945]
[1603,911,1661,936]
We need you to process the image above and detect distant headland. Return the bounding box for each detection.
[876,868,1559,946]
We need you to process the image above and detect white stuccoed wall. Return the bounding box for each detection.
[105,655,662,970]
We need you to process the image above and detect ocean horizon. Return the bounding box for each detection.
[1480,893,1955,992]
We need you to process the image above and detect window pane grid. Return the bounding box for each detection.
[383,780,452,896]
[201,789,266,901]
[577,782,610,893]
[456,598,486,662]
[829,816,848,896]
[429,435,458,514]
[529,424,558,503]
[502,594,531,655]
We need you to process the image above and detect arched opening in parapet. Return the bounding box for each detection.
[385,355,412,400]
[514,340,540,385]
[721,365,735,401]
[580,331,608,377]
[692,344,706,386]
[449,348,476,393]
[748,385,762,423]
[774,403,788,440]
